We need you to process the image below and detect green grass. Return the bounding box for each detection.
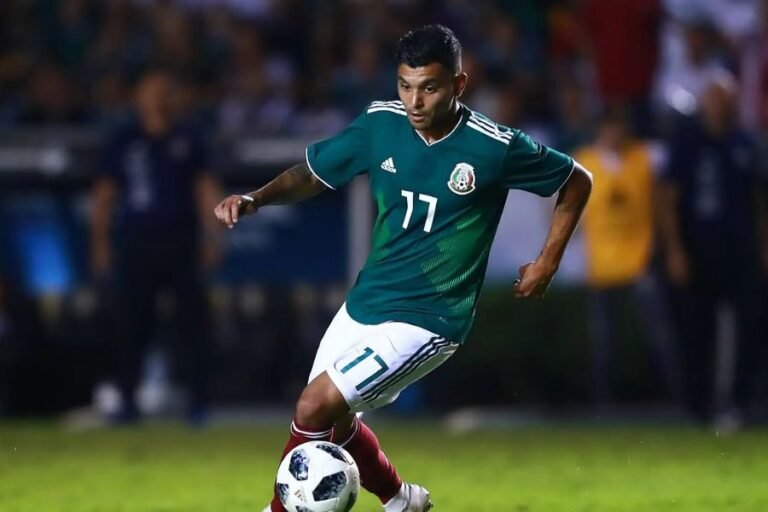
[1,422,767,511]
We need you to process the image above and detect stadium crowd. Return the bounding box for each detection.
[1,0,767,428]
[0,0,752,139]
[0,0,765,142]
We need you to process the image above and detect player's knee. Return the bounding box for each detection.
[295,388,337,428]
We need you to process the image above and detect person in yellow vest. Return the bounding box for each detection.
[577,110,681,406]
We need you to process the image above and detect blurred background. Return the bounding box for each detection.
[0,0,767,434]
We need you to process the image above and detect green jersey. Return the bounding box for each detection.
[306,100,574,343]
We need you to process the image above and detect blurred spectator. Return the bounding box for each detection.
[217,65,295,135]
[476,10,543,82]
[548,0,583,65]
[86,0,149,83]
[330,38,392,117]
[654,15,729,124]
[665,0,758,44]
[551,80,595,153]
[0,0,613,135]
[739,0,768,132]
[583,0,662,133]
[459,50,494,113]
[45,0,97,69]
[146,3,206,82]
[18,61,89,124]
[658,74,766,425]
[576,110,680,405]
[292,84,348,138]
[493,81,526,128]
[216,24,296,135]
[90,71,132,127]
[90,69,221,424]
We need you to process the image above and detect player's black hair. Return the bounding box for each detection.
[396,25,462,75]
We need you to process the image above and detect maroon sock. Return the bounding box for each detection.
[270,419,334,512]
[339,417,402,504]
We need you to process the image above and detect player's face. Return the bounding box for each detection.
[135,73,174,121]
[397,63,467,131]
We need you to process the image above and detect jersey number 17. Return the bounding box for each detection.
[401,190,437,233]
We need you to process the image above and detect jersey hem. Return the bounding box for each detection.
[344,300,467,345]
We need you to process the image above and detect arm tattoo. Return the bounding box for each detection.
[537,165,592,267]
[249,161,326,207]
[555,199,578,214]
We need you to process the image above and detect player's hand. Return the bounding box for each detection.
[514,259,556,298]
[214,194,257,229]
[665,246,690,287]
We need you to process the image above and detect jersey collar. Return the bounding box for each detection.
[413,104,468,147]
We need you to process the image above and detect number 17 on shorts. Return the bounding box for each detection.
[328,329,459,413]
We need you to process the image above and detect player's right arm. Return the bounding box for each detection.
[214,162,326,229]
[216,109,370,229]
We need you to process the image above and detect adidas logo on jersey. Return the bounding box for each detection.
[380,157,397,173]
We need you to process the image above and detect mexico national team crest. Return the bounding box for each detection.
[447,163,476,195]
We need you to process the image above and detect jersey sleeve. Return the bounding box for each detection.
[501,131,575,197]
[305,112,369,190]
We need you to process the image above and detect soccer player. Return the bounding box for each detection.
[215,25,592,512]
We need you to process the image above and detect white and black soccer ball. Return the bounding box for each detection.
[275,441,360,512]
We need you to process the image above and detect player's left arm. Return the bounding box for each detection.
[515,162,593,298]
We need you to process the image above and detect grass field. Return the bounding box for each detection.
[1,421,767,511]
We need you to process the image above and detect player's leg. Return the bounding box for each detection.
[267,304,365,512]
[268,305,450,511]
[325,322,458,511]
[268,372,350,512]
[331,412,357,443]
[268,390,412,512]
[334,412,404,507]
[295,371,351,427]
[338,324,458,412]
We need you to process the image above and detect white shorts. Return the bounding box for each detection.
[308,303,459,413]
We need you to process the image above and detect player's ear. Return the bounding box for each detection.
[454,73,468,98]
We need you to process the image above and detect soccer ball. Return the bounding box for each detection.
[275,441,360,512]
